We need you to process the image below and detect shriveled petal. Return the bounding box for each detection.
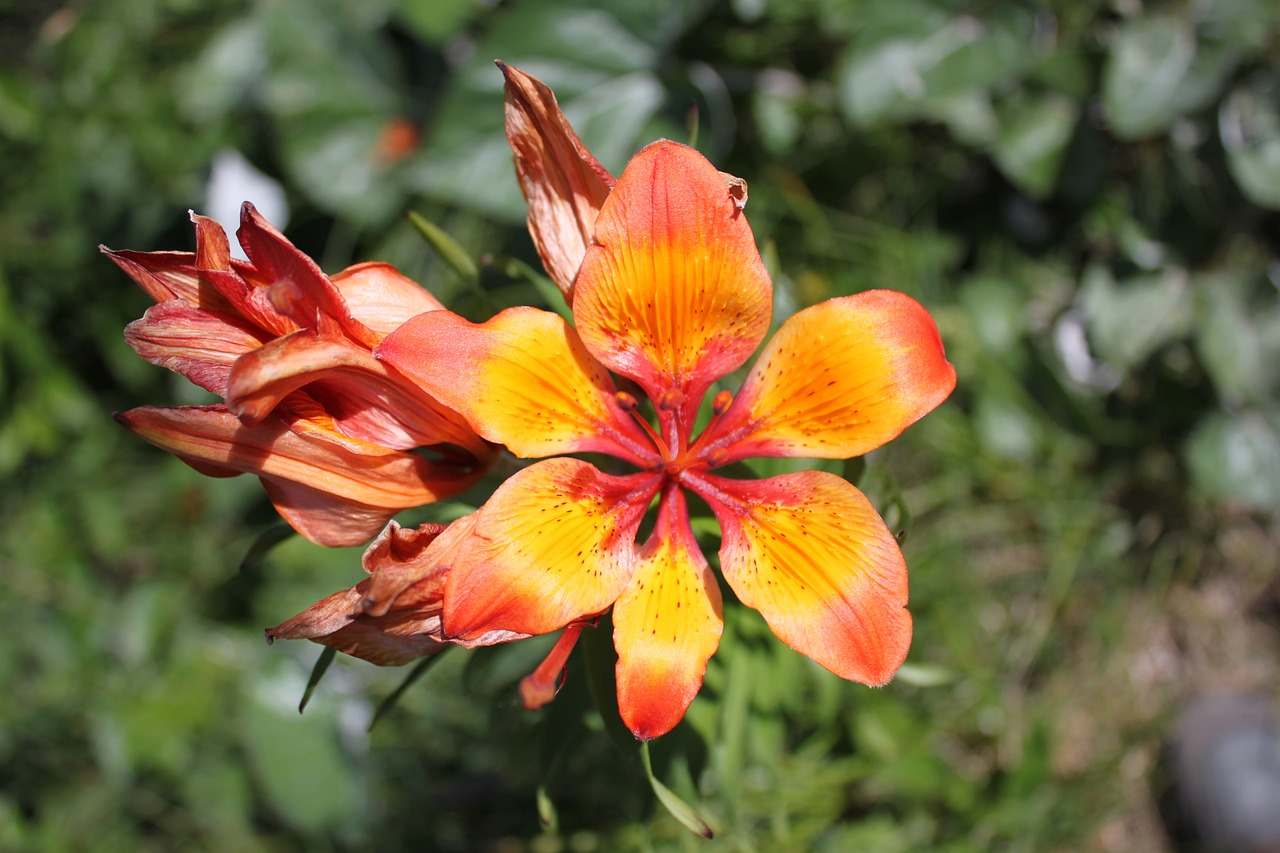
[265,517,523,664]
[614,486,722,740]
[116,404,482,546]
[442,458,659,640]
[690,469,911,685]
[573,140,772,429]
[189,212,296,338]
[265,583,447,666]
[124,301,265,395]
[235,203,382,348]
[500,61,615,304]
[226,326,490,457]
[376,307,658,466]
[705,290,956,464]
[330,262,445,337]
[101,247,221,307]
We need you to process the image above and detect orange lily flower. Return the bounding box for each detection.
[108,203,495,546]
[266,516,526,664]
[376,140,956,739]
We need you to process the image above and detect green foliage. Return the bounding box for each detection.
[4,0,1280,850]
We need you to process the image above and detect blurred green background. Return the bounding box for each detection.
[3,0,1279,850]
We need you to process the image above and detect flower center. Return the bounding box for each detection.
[614,388,735,481]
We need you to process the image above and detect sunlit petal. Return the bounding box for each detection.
[500,61,615,304]
[614,486,722,740]
[235,202,382,348]
[330,261,445,337]
[442,458,659,640]
[376,306,658,466]
[573,140,772,428]
[705,290,956,464]
[691,469,911,685]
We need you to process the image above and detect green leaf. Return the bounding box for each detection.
[491,256,572,320]
[837,9,1032,131]
[1194,270,1280,404]
[406,210,480,286]
[1220,73,1280,210]
[244,670,364,833]
[991,93,1078,199]
[1080,265,1194,372]
[298,647,336,714]
[1102,15,1234,140]
[581,615,636,752]
[367,650,451,732]
[640,741,714,839]
[393,0,481,44]
[238,524,295,574]
[535,784,559,831]
[1186,409,1280,510]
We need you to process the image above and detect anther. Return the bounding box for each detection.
[658,387,685,411]
[712,389,734,415]
[615,391,639,411]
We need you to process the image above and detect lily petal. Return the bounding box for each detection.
[614,486,722,740]
[691,469,911,685]
[235,203,382,348]
[376,306,658,466]
[265,582,448,666]
[125,301,265,395]
[572,140,772,430]
[266,517,525,664]
[442,458,659,640]
[705,290,955,464]
[330,261,445,337]
[227,326,490,456]
[500,61,615,304]
[115,404,481,546]
[101,247,218,307]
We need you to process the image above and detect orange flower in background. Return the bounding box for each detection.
[108,203,495,547]
[377,140,956,739]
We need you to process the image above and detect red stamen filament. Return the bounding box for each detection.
[519,622,587,710]
[616,391,672,460]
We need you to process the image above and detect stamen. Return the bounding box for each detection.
[519,622,586,711]
[685,388,736,465]
[615,391,670,459]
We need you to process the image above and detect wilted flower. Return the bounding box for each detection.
[108,203,494,546]
[266,516,525,664]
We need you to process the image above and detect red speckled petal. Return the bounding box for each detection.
[441,458,660,640]
[704,290,955,464]
[572,140,772,428]
[690,469,911,685]
[613,486,722,740]
[377,306,658,466]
